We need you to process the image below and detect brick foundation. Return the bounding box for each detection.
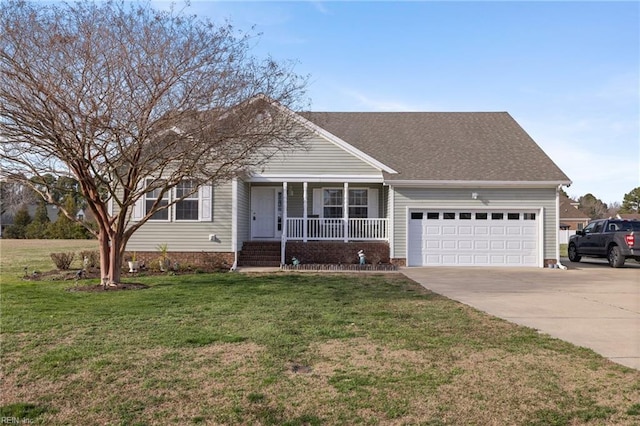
[285,241,390,265]
[390,258,406,267]
[125,251,234,272]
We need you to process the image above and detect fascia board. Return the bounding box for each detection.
[387,180,573,188]
[248,174,385,183]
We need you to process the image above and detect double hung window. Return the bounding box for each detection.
[140,179,211,222]
[320,188,372,218]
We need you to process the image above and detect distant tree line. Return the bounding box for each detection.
[1,176,95,239]
[561,186,640,219]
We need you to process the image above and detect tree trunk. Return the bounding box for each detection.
[108,233,122,286]
[98,232,112,286]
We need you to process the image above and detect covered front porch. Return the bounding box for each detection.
[244,181,389,266]
[250,181,389,242]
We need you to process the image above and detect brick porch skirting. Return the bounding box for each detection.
[284,241,390,266]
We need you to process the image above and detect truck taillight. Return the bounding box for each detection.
[626,234,635,247]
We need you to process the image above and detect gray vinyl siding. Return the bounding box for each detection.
[261,134,382,177]
[126,181,234,252]
[391,187,558,261]
[236,179,251,250]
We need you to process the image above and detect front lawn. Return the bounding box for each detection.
[1,240,639,425]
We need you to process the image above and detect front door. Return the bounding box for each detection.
[251,187,282,239]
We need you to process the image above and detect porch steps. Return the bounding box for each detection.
[238,241,282,267]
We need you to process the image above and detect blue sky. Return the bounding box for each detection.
[160,1,638,204]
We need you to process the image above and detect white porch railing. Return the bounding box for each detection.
[286,218,388,241]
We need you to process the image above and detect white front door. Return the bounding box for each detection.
[251,187,282,239]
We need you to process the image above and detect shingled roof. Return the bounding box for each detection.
[301,112,571,183]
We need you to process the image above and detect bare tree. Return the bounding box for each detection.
[1,0,308,285]
[0,178,38,216]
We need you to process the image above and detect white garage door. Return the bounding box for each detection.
[407,210,539,266]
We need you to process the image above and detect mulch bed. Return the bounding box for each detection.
[22,268,152,292]
[67,282,150,292]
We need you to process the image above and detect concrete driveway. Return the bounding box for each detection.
[401,261,640,370]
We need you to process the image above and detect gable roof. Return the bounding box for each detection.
[301,112,571,184]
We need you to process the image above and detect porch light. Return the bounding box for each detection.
[471,192,479,200]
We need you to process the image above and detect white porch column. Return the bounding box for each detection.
[303,182,308,242]
[343,182,349,242]
[282,182,288,266]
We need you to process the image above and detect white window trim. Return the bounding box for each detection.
[172,180,200,222]
[138,179,213,223]
[313,187,378,219]
[145,179,171,222]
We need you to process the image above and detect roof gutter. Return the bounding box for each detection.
[386,179,573,188]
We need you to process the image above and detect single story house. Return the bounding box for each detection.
[125,108,571,268]
[558,195,590,230]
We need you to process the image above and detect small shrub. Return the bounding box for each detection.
[50,252,75,270]
[79,250,99,268]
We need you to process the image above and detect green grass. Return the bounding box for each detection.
[1,240,639,425]
[559,243,568,257]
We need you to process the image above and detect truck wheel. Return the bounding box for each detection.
[607,245,625,268]
[568,244,581,262]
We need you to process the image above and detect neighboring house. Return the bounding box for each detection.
[617,213,640,220]
[0,204,59,236]
[125,108,571,268]
[558,195,590,230]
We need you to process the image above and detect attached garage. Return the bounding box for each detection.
[407,209,541,267]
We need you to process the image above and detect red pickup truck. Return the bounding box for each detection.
[568,219,640,267]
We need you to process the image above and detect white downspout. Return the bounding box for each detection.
[230,178,238,271]
[343,182,349,242]
[556,185,567,270]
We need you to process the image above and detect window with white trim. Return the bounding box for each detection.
[145,180,169,221]
[175,180,199,221]
[139,179,212,222]
[320,188,372,218]
[348,189,368,218]
[323,189,343,218]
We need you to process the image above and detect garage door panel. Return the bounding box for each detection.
[459,240,473,250]
[490,227,506,235]
[506,255,523,264]
[425,226,441,235]
[425,240,440,249]
[442,240,456,249]
[506,241,522,249]
[506,227,523,235]
[409,209,539,267]
[474,226,489,235]
[458,226,473,235]
[474,240,489,250]
[491,240,505,249]
[441,254,457,264]
[442,226,457,235]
